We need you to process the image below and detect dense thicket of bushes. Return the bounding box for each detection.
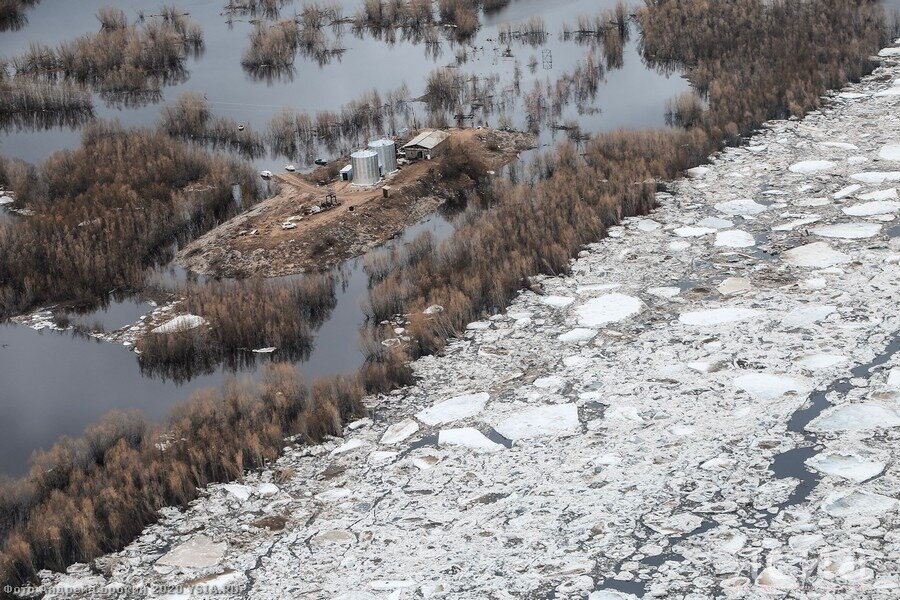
[9,6,202,99]
[0,0,38,31]
[161,92,266,158]
[0,365,365,590]
[137,276,337,381]
[0,121,258,317]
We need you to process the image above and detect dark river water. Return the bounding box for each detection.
[3,0,895,475]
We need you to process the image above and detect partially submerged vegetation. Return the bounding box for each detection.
[9,6,203,103]
[0,121,257,318]
[0,81,93,132]
[161,92,266,158]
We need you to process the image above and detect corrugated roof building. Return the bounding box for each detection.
[401,130,450,160]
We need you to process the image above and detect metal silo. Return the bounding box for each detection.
[350,150,380,186]
[368,138,398,175]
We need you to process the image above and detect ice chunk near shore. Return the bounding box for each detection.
[789,160,836,174]
[151,314,206,334]
[780,304,836,328]
[714,230,755,248]
[381,419,419,445]
[756,567,799,591]
[438,428,504,452]
[714,199,767,216]
[647,286,681,299]
[673,226,716,237]
[833,184,862,200]
[879,46,900,57]
[822,490,898,518]
[156,535,226,569]
[878,144,900,161]
[222,484,251,502]
[416,392,489,426]
[686,166,710,178]
[808,403,900,432]
[859,188,899,201]
[783,242,850,268]
[576,294,643,327]
[717,277,752,295]
[697,216,733,229]
[851,172,900,184]
[843,200,900,216]
[807,453,885,482]
[772,216,821,231]
[679,307,761,326]
[558,328,597,342]
[821,142,859,151]
[493,404,579,440]
[733,373,810,401]
[812,222,882,239]
[0,195,13,205]
[542,295,575,308]
[252,347,277,353]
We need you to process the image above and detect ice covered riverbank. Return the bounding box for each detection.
[31,42,900,599]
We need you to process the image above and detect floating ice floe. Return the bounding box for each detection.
[858,188,898,201]
[679,306,761,326]
[878,144,900,161]
[558,328,597,342]
[822,490,898,518]
[808,402,900,432]
[416,392,489,426]
[380,419,420,445]
[576,283,621,294]
[331,438,368,456]
[842,200,900,216]
[492,403,579,440]
[796,353,847,370]
[756,567,799,591]
[686,166,709,178]
[257,482,279,497]
[222,484,251,502]
[0,195,13,205]
[714,230,755,248]
[156,535,227,569]
[811,222,882,239]
[796,197,830,207]
[838,91,867,99]
[821,142,859,151]
[789,160,836,174]
[719,530,748,554]
[733,373,810,401]
[807,452,885,482]
[647,286,681,299]
[252,346,277,353]
[541,295,575,308]
[576,294,643,327]
[714,199,767,216]
[589,591,640,600]
[782,242,850,268]
[151,314,206,334]
[437,428,504,452]
[673,226,716,237]
[643,512,703,535]
[780,304,836,328]
[833,184,862,199]
[697,216,734,229]
[533,375,564,389]
[878,47,900,57]
[634,219,661,232]
[717,277,752,295]
[876,87,900,97]
[772,215,821,231]
[850,172,900,184]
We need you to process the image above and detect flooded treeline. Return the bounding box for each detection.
[0,122,258,318]
[0,0,38,31]
[0,0,891,593]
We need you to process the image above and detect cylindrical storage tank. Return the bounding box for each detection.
[350,150,380,186]
[368,138,397,175]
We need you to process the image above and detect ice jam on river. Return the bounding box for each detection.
[32,41,900,599]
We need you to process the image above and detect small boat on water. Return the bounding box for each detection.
[260,170,273,179]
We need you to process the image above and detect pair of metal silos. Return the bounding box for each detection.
[350,138,397,186]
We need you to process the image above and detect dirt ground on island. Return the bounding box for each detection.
[177,129,535,278]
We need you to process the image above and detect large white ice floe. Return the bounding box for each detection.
[673,226,716,237]
[697,216,733,229]
[643,512,703,535]
[0,195,13,205]
[492,403,579,440]
[842,200,900,216]
[850,172,900,184]
[789,160,836,174]
[541,295,575,308]
[772,216,821,231]
[780,304,836,328]
[678,306,761,326]
[151,314,206,334]
[714,229,755,248]
[807,452,885,482]
[756,567,799,591]
[811,222,882,239]
[575,294,643,327]
[858,188,898,201]
[733,373,810,401]
[717,277,752,295]
[796,353,847,370]
[416,392,489,426]
[156,535,226,569]
[558,328,597,342]
[878,144,900,161]
[222,483,251,502]
[380,419,420,445]
[807,402,900,432]
[714,199,767,216]
[822,490,898,518]
[833,184,862,199]
[782,242,850,268]
[437,428,504,452]
[330,438,368,456]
